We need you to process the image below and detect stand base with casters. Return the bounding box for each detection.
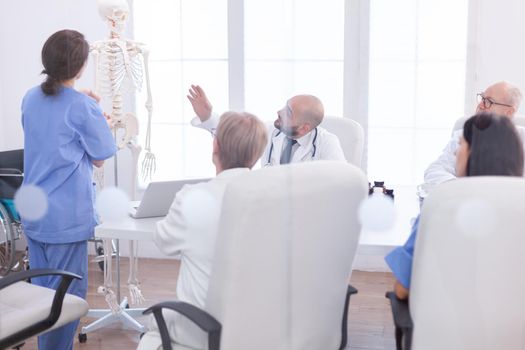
[82,217,161,343]
[79,297,146,343]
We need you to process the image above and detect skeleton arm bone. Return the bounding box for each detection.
[91,42,104,95]
[142,47,153,150]
[128,140,141,200]
[140,47,156,180]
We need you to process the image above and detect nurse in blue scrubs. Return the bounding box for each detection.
[21,29,117,349]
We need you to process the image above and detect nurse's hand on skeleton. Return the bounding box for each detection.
[187,84,213,122]
[103,112,116,129]
[92,159,105,168]
[79,88,101,103]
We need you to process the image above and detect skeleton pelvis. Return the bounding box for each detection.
[111,112,139,149]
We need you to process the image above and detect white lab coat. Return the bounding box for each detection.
[261,126,345,165]
[424,126,525,185]
[153,168,250,349]
[191,114,346,166]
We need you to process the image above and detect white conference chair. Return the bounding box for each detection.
[138,161,368,350]
[386,177,525,350]
[320,116,364,167]
[0,269,89,349]
[451,114,525,134]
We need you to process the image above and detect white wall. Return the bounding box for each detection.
[0,11,6,151]
[0,1,140,194]
[1,1,158,255]
[0,79,4,151]
[0,0,107,150]
[465,0,525,115]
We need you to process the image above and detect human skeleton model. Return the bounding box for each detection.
[92,0,154,312]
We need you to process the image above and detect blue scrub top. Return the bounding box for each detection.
[21,86,117,243]
[384,215,420,289]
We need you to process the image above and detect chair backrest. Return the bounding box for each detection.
[410,177,525,350]
[320,116,364,167]
[0,149,24,199]
[451,115,525,134]
[205,161,367,350]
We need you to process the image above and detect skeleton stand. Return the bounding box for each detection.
[80,1,152,341]
[80,139,146,341]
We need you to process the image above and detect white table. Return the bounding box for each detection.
[80,216,163,342]
[95,216,161,241]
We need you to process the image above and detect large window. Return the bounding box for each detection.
[133,0,469,186]
[133,0,469,247]
[133,0,345,182]
[367,0,469,186]
[133,0,229,182]
[244,0,344,121]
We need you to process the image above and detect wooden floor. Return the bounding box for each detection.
[23,257,396,350]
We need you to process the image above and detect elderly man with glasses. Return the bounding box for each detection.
[424,81,524,185]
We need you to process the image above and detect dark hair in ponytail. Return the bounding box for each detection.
[41,29,89,96]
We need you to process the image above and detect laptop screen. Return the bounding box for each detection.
[132,178,209,218]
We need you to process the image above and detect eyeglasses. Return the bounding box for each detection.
[477,93,514,109]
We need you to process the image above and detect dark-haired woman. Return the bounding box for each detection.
[21,29,116,349]
[385,113,524,300]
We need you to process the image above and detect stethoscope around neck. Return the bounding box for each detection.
[266,127,318,165]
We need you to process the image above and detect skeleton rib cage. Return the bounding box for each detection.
[93,40,144,99]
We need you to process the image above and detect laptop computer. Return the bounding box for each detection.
[130,178,209,218]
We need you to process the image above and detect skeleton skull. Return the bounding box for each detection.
[97,0,130,35]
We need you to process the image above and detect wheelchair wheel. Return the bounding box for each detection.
[0,201,15,276]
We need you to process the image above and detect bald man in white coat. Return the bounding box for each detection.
[187,85,346,166]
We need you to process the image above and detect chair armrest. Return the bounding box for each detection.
[339,284,358,350]
[143,301,222,350]
[0,168,23,176]
[385,291,413,350]
[347,284,358,296]
[0,268,80,290]
[0,269,82,349]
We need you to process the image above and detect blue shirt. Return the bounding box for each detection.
[21,86,117,243]
[384,215,420,289]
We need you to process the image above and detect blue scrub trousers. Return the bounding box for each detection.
[26,237,88,350]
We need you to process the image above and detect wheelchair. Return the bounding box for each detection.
[0,149,26,276]
[0,149,110,276]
